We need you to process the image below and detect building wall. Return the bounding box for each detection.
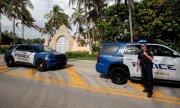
[46,25,89,52]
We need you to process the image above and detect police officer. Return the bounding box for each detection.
[137,43,154,98]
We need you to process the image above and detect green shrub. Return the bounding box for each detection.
[65,51,98,60]
[0,45,10,53]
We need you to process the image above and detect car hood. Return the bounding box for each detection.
[38,52,65,55]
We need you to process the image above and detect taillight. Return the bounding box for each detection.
[97,52,100,63]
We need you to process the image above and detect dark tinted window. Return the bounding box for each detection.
[101,44,120,54]
[26,45,33,52]
[32,45,53,52]
[15,45,26,51]
[124,45,141,55]
[148,45,173,56]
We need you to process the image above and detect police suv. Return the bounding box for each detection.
[96,43,180,84]
[4,44,67,71]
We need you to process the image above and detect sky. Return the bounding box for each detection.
[1,0,140,39]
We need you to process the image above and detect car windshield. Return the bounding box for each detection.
[33,45,54,52]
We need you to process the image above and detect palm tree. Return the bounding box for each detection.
[5,0,35,43]
[87,0,108,26]
[5,0,22,41]
[86,0,108,44]
[0,0,10,45]
[71,6,85,41]
[19,0,34,41]
[44,5,71,32]
[44,5,71,45]
[39,23,55,45]
[69,0,92,54]
[0,1,5,45]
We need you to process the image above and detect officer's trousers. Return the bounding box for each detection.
[141,65,153,93]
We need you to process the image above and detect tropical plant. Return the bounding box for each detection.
[43,5,71,46]
[0,0,11,46]
[69,0,92,54]
[44,5,71,32]
[39,23,55,46]
[96,4,129,42]
[71,6,85,40]
[133,0,180,44]
[5,0,35,44]
[87,0,108,26]
[17,0,35,41]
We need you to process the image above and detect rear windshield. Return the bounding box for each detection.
[101,44,120,54]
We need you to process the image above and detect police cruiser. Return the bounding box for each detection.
[4,44,67,71]
[96,42,180,84]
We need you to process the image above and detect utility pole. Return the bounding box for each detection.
[128,0,133,43]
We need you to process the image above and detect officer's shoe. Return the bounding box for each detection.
[143,89,148,92]
[147,92,153,98]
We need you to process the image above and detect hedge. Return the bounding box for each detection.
[0,45,10,53]
[65,51,98,61]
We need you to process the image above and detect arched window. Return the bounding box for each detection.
[56,36,68,53]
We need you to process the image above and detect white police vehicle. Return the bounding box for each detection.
[96,42,180,84]
[4,44,67,71]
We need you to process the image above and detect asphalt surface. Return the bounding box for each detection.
[0,55,180,108]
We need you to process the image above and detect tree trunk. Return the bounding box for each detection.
[0,14,2,47]
[22,23,24,42]
[84,0,92,55]
[13,17,16,44]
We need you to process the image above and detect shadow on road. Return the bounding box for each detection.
[130,79,180,88]
[49,64,74,71]
[100,74,110,79]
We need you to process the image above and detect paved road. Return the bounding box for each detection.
[0,56,180,108]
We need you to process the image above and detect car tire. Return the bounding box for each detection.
[6,56,15,67]
[110,67,128,84]
[35,59,47,72]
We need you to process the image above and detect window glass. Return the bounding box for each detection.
[101,44,120,54]
[148,45,173,56]
[32,45,53,52]
[124,45,141,55]
[15,45,26,51]
[26,46,33,52]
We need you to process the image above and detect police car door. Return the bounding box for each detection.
[123,44,141,77]
[148,45,180,81]
[12,45,27,63]
[12,45,35,64]
[25,45,35,64]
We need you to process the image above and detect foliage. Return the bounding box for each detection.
[44,5,71,34]
[4,0,35,39]
[0,30,44,45]
[65,51,98,60]
[133,0,180,44]
[96,4,129,42]
[71,6,85,40]
[0,45,11,53]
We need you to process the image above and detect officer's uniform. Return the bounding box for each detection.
[138,50,153,94]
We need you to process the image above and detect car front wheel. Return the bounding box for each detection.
[6,56,15,67]
[35,59,47,71]
[110,67,128,84]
